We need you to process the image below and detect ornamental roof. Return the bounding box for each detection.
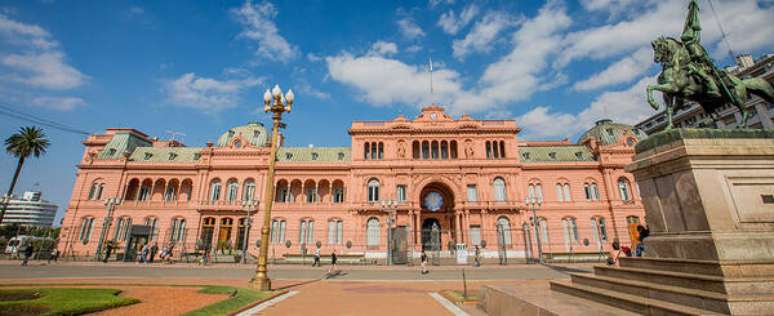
[97,131,152,159]
[216,122,269,147]
[519,145,595,163]
[129,147,203,162]
[578,119,647,146]
[277,147,350,162]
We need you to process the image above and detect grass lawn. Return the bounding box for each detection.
[0,288,139,316]
[440,289,480,304]
[182,286,276,316]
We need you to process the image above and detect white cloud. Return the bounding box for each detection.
[30,96,86,111]
[295,80,330,100]
[164,72,263,112]
[232,0,298,62]
[452,11,517,60]
[1,52,87,90]
[429,0,455,8]
[325,1,571,115]
[369,41,398,56]
[397,17,425,39]
[580,0,640,12]
[0,14,88,93]
[437,4,479,35]
[518,76,656,139]
[573,47,653,91]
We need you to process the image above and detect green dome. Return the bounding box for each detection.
[217,122,269,147]
[578,119,647,145]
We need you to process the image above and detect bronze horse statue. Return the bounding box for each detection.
[646,37,774,130]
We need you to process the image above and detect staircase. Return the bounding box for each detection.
[550,257,774,315]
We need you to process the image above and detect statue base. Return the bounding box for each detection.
[551,128,774,315]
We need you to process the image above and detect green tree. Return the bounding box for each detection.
[0,126,50,225]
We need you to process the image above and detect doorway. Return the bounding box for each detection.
[421,219,441,251]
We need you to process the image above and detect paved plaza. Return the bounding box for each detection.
[0,261,590,315]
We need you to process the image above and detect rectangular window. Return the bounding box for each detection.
[467,185,477,202]
[396,185,406,202]
[470,226,481,246]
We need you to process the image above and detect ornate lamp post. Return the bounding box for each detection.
[241,200,258,264]
[524,196,544,264]
[95,197,121,261]
[381,199,397,265]
[252,84,293,291]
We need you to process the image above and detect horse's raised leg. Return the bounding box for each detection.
[665,96,675,130]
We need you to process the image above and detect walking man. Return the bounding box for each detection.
[328,249,337,273]
[21,243,33,266]
[420,250,428,274]
[313,247,321,267]
[473,245,481,267]
[149,242,159,263]
[48,248,59,264]
[103,242,113,263]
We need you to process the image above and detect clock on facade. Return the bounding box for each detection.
[423,191,444,212]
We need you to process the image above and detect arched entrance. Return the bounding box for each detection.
[418,182,456,253]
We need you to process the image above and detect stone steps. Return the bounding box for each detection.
[569,272,733,314]
[550,280,725,316]
[619,257,725,276]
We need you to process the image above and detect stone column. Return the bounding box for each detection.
[454,211,462,244]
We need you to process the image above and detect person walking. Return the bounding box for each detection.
[420,250,429,274]
[473,245,481,267]
[635,225,650,257]
[21,243,33,266]
[328,249,337,273]
[48,248,59,264]
[103,242,113,263]
[149,242,159,263]
[139,243,149,264]
[313,247,321,267]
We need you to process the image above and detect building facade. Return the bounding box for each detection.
[59,106,646,262]
[1,191,58,227]
[637,54,774,134]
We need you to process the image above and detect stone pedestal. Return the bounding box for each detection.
[550,129,774,315]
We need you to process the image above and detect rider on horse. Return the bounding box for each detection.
[681,0,721,99]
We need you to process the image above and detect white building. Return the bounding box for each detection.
[1,191,58,227]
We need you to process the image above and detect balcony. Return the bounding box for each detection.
[116,200,195,210]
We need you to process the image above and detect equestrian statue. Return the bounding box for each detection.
[646,0,774,130]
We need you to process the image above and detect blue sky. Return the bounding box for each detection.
[0,0,772,224]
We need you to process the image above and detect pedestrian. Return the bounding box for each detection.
[149,242,159,263]
[139,243,149,263]
[420,250,428,274]
[103,242,113,263]
[635,225,650,257]
[21,243,34,266]
[48,248,59,264]
[313,247,321,267]
[474,245,481,267]
[328,249,337,273]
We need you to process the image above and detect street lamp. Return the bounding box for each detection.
[241,200,258,264]
[381,199,397,265]
[524,196,544,264]
[95,197,121,261]
[253,84,293,291]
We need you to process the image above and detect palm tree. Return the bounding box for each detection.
[0,126,50,225]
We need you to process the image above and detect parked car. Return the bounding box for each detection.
[4,235,51,256]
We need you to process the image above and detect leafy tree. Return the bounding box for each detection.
[0,126,50,225]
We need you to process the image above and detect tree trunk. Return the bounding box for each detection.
[0,156,25,225]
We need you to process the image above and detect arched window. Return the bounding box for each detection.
[368,179,380,202]
[584,182,600,201]
[271,219,286,243]
[538,217,549,244]
[139,180,152,201]
[364,142,370,160]
[113,217,132,241]
[493,177,507,202]
[561,217,579,251]
[440,141,449,159]
[243,180,256,201]
[164,184,177,201]
[299,219,314,245]
[79,216,95,244]
[591,216,607,249]
[563,183,571,201]
[88,181,104,200]
[528,182,543,202]
[555,184,564,202]
[412,141,420,159]
[328,219,344,244]
[371,142,377,160]
[171,218,186,242]
[431,141,439,159]
[496,217,512,246]
[618,177,632,201]
[485,141,492,159]
[378,142,384,160]
[499,141,506,158]
[421,141,430,159]
[492,140,500,159]
[226,179,239,202]
[146,217,159,241]
[367,218,380,247]
[209,179,222,201]
[450,141,458,159]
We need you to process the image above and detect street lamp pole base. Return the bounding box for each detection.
[251,275,271,291]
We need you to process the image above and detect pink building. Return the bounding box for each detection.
[59,106,646,263]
